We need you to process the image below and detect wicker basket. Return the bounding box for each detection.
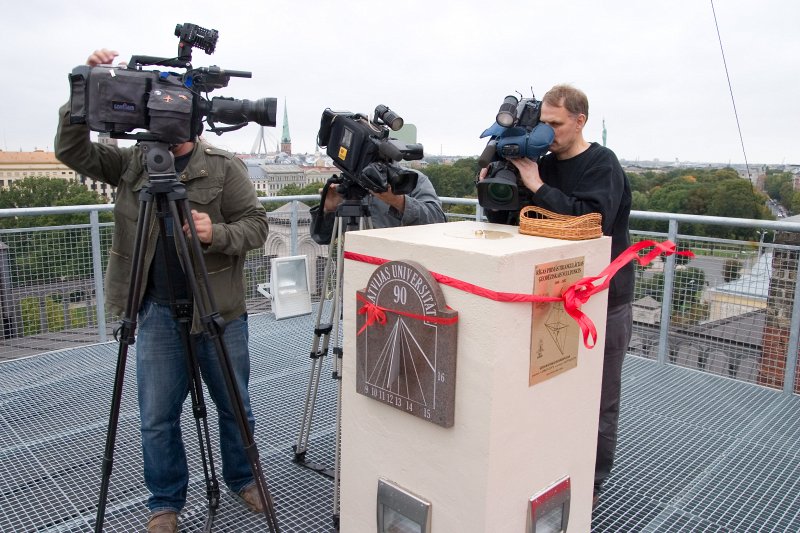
[518,206,602,240]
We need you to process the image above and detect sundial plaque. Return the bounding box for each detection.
[356,260,458,427]
[530,257,585,386]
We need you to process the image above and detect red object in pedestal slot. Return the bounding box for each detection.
[528,476,571,533]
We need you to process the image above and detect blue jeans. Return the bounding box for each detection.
[136,298,256,513]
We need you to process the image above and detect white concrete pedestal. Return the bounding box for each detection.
[339,221,610,532]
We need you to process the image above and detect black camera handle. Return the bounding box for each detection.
[128,54,192,70]
[94,142,279,533]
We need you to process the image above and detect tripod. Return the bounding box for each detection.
[292,194,373,527]
[94,141,279,533]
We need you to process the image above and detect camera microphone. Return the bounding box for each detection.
[374,105,404,131]
[496,95,519,128]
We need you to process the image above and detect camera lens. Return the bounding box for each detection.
[476,165,519,210]
[244,97,278,127]
[208,96,277,127]
[487,182,515,204]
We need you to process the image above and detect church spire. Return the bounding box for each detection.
[280,99,292,155]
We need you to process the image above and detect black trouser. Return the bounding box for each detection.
[595,301,633,493]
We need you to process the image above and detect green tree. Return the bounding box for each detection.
[790,190,800,216]
[722,258,743,282]
[424,158,479,198]
[635,168,771,239]
[764,172,792,200]
[631,190,649,212]
[0,176,109,228]
[647,266,706,315]
[778,181,795,208]
[0,176,111,284]
[274,181,326,208]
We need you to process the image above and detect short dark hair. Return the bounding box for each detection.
[543,84,589,121]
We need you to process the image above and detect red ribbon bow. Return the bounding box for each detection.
[356,293,458,335]
[356,294,388,334]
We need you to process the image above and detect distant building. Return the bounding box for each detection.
[254,164,304,195]
[241,155,338,195]
[704,252,772,322]
[759,213,800,393]
[632,295,661,325]
[0,149,115,201]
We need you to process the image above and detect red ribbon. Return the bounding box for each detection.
[356,293,458,335]
[345,240,692,349]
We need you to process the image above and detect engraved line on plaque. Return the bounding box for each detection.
[364,282,439,411]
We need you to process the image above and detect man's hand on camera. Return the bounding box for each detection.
[87,48,119,67]
[372,187,405,214]
[509,158,544,193]
[183,209,213,244]
[323,184,344,213]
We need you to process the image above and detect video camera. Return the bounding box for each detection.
[476,93,555,210]
[317,105,424,199]
[67,23,277,145]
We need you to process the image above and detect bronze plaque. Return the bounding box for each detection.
[356,260,458,427]
[530,257,585,386]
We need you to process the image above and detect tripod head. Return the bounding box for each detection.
[310,175,374,245]
[140,141,178,182]
[335,193,373,228]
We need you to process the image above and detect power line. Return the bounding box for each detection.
[710,0,752,180]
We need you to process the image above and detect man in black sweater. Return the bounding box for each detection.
[483,84,633,506]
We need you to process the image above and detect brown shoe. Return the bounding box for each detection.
[147,510,177,533]
[238,483,265,513]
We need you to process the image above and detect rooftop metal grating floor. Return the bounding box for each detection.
[1,311,798,532]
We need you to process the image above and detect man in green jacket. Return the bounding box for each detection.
[55,48,269,533]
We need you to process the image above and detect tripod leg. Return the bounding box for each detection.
[293,217,340,469]
[329,209,371,526]
[170,197,280,532]
[95,196,154,533]
[291,206,367,527]
[176,316,222,533]
[330,214,349,526]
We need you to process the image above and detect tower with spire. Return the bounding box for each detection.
[280,99,292,155]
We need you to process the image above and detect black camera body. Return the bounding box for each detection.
[67,23,277,145]
[317,106,423,199]
[477,94,555,210]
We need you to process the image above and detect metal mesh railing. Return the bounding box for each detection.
[630,232,789,384]
[0,221,114,357]
[1,199,798,395]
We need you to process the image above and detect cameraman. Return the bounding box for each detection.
[322,170,446,227]
[54,49,269,533]
[481,84,633,508]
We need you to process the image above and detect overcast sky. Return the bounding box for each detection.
[2,0,798,165]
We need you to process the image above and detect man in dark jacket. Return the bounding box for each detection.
[483,84,633,506]
[55,48,269,533]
